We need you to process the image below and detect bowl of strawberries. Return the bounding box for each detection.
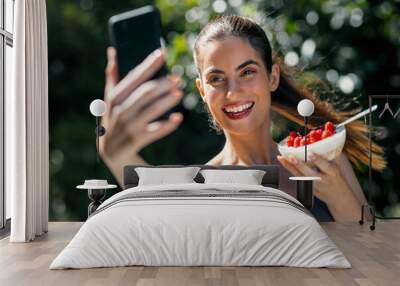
[277,121,346,161]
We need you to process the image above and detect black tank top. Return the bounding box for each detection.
[311,197,334,222]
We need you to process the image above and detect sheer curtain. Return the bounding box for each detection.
[7,0,49,242]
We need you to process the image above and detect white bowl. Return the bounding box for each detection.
[277,125,346,161]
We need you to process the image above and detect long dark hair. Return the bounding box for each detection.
[193,15,386,171]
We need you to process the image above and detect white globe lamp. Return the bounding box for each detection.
[90,99,107,117]
[297,99,314,117]
[297,99,315,163]
[89,99,107,162]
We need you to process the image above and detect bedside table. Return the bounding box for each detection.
[289,176,321,209]
[77,180,117,217]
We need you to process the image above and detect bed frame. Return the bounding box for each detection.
[123,164,280,189]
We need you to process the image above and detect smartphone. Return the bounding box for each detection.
[109,6,182,121]
[109,5,167,80]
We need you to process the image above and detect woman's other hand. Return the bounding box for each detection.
[100,47,184,184]
[277,152,362,221]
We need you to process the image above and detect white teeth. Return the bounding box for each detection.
[224,102,253,113]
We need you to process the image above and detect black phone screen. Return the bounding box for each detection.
[109,6,167,80]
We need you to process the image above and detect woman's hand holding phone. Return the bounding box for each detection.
[100,47,183,185]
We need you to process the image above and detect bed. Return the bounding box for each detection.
[49,164,350,269]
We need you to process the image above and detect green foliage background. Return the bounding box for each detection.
[47,0,400,221]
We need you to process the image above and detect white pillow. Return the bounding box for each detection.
[135,167,201,186]
[200,169,266,185]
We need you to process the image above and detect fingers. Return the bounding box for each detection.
[115,75,181,121]
[131,112,184,151]
[147,112,183,133]
[291,156,320,177]
[108,48,166,107]
[277,155,321,178]
[309,153,337,175]
[277,155,302,176]
[134,90,183,126]
[105,47,119,100]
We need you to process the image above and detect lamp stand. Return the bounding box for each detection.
[304,116,308,163]
[96,117,99,163]
[95,117,106,163]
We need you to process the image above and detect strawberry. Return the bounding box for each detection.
[289,131,297,138]
[309,130,317,140]
[287,136,294,147]
[315,129,323,140]
[324,121,335,134]
[309,129,321,143]
[321,129,333,139]
[294,136,302,147]
[300,137,306,146]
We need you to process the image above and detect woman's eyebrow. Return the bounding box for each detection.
[205,59,260,76]
[236,59,260,70]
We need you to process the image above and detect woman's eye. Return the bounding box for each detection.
[208,76,224,83]
[242,69,255,77]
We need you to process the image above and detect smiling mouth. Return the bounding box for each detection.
[222,102,255,120]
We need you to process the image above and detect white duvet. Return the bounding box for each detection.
[50,183,351,269]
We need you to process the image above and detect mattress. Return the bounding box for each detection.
[49,183,351,269]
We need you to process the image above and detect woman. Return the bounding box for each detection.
[101,15,386,222]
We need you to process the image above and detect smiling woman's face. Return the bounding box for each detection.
[196,36,280,135]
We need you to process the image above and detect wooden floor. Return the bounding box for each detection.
[0,222,399,286]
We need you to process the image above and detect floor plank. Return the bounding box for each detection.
[0,222,399,286]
